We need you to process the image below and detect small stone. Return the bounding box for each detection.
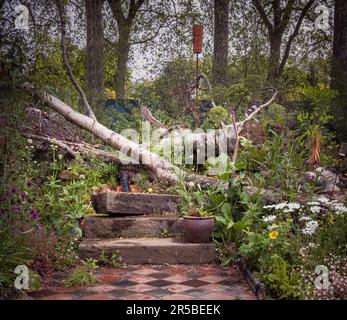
[315,167,339,186]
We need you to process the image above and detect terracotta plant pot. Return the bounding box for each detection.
[182,216,214,243]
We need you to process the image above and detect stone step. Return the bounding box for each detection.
[82,215,183,239]
[91,192,180,215]
[78,238,217,264]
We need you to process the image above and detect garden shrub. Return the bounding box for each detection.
[257,103,286,130]
[212,83,251,111]
[237,129,309,199]
[203,105,230,129]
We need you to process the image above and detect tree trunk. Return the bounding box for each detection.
[115,24,131,100]
[20,82,220,187]
[268,32,282,85]
[107,0,146,100]
[85,0,105,102]
[331,0,347,142]
[212,0,230,87]
[252,0,313,87]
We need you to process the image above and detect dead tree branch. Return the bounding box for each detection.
[26,133,78,158]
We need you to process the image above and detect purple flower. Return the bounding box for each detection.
[28,198,33,203]
[305,174,314,182]
[37,224,44,232]
[26,181,33,187]
[259,164,266,170]
[12,205,21,213]
[263,172,270,179]
[274,181,283,189]
[274,124,281,130]
[20,192,27,199]
[10,187,17,193]
[31,208,39,220]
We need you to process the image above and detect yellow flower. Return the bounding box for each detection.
[269,231,279,240]
[147,188,153,193]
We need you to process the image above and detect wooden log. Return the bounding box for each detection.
[91,192,180,215]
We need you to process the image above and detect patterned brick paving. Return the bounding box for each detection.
[27,264,257,300]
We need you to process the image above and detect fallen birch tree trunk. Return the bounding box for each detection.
[140,91,278,154]
[20,82,218,187]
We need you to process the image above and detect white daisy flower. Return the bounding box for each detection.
[287,202,301,210]
[268,224,279,230]
[263,204,276,209]
[307,201,320,206]
[263,215,277,222]
[317,196,329,204]
[310,206,321,214]
[299,247,307,257]
[302,220,319,236]
[275,202,288,210]
[333,205,347,215]
[299,215,312,221]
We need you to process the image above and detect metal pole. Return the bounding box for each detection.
[195,52,199,129]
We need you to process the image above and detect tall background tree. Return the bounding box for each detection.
[85,0,105,102]
[212,0,230,87]
[107,0,145,100]
[252,0,315,85]
[331,0,347,141]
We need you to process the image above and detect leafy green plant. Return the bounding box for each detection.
[212,83,251,111]
[0,224,29,294]
[159,228,170,238]
[237,129,309,200]
[98,250,123,268]
[212,167,265,264]
[29,270,41,290]
[287,84,337,116]
[257,103,286,129]
[259,254,300,300]
[172,170,205,216]
[83,258,99,270]
[203,105,230,129]
[37,154,118,238]
[64,266,96,288]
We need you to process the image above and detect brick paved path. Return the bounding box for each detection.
[27,264,257,300]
